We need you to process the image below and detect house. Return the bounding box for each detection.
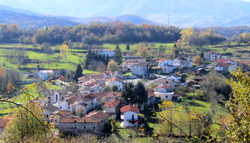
[45,90,69,104]
[154,85,171,92]
[106,77,123,91]
[154,92,181,101]
[120,105,140,127]
[214,59,237,69]
[50,110,73,127]
[111,71,124,79]
[59,111,109,134]
[158,59,173,68]
[58,95,79,113]
[89,84,105,93]
[158,79,176,89]
[78,86,91,94]
[205,51,221,62]
[173,57,193,68]
[146,88,156,106]
[41,105,59,123]
[87,91,107,108]
[53,69,70,78]
[162,65,174,73]
[215,63,234,73]
[39,70,54,80]
[93,49,115,57]
[106,92,121,101]
[167,74,182,82]
[131,63,148,77]
[89,73,106,79]
[149,58,159,65]
[238,60,250,71]
[121,57,146,71]
[0,119,10,134]
[103,99,121,119]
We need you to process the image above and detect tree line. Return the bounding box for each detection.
[0,22,181,44]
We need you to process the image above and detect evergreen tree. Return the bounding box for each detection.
[105,55,110,65]
[100,54,105,62]
[84,49,92,69]
[200,50,204,59]
[114,44,122,65]
[112,85,118,91]
[121,82,135,104]
[74,64,83,82]
[126,42,130,51]
[133,81,148,108]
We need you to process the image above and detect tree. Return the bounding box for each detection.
[137,42,148,58]
[222,46,228,53]
[107,60,119,72]
[59,69,66,77]
[209,29,214,36]
[104,86,112,92]
[96,61,106,72]
[193,55,204,65]
[180,27,194,42]
[226,68,250,142]
[133,81,148,108]
[74,64,83,82]
[4,102,49,142]
[121,82,135,104]
[84,49,92,69]
[89,60,98,73]
[200,50,204,59]
[60,44,68,60]
[126,42,130,51]
[158,45,166,58]
[112,85,118,92]
[104,55,110,65]
[113,44,122,65]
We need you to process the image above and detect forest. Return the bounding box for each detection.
[0,22,226,45]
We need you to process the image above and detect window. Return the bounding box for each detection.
[55,120,57,122]
[68,106,70,109]
[83,126,86,130]
[68,103,70,105]
[48,102,51,104]
[166,96,168,98]
[93,125,96,130]
[74,124,77,130]
[56,94,58,101]
[45,115,48,118]
[48,97,51,99]
[172,96,178,101]
[132,115,134,120]
[60,106,62,109]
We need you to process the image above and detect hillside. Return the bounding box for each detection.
[68,14,164,25]
[1,0,250,27]
[0,10,80,29]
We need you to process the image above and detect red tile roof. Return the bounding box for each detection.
[217,63,232,67]
[120,105,140,114]
[60,111,109,123]
[155,85,171,89]
[51,110,72,118]
[205,51,220,54]
[158,59,169,62]
[0,119,10,128]
[215,59,235,63]
[103,99,121,108]
[106,92,121,98]
[146,88,155,98]
[104,49,114,52]
[65,95,79,104]
[107,77,123,83]
[174,93,181,96]
[239,60,250,65]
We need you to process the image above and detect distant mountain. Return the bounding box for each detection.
[1,0,250,27]
[0,10,80,29]
[62,14,164,25]
[219,15,250,27]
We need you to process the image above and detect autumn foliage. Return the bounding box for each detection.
[59,76,65,81]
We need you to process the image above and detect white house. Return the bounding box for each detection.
[158,59,173,68]
[39,70,54,81]
[101,49,115,57]
[120,105,140,127]
[162,65,174,73]
[215,63,234,73]
[89,84,105,93]
[154,92,181,101]
[131,63,147,77]
[167,74,182,82]
[154,85,172,92]
[205,51,221,62]
[103,99,121,119]
[146,88,156,106]
[58,95,79,113]
[215,59,237,69]
[158,79,176,89]
[106,77,123,91]
[173,57,193,68]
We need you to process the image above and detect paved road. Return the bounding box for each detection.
[125,74,168,87]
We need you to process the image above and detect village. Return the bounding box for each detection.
[0,47,245,137]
